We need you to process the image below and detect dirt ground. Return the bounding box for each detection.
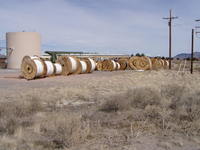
[0,68,200,150]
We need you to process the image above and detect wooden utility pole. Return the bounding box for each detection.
[163,9,178,69]
[191,29,194,74]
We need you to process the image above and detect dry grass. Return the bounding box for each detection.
[0,95,96,150]
[172,60,200,72]
[0,69,200,149]
[100,84,200,135]
[0,96,43,135]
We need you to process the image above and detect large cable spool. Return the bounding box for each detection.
[100,60,116,71]
[56,56,81,75]
[56,56,70,75]
[54,63,62,75]
[21,55,46,80]
[118,59,128,70]
[83,58,96,73]
[101,60,112,71]
[80,60,87,74]
[129,56,152,70]
[166,60,169,67]
[95,62,98,70]
[69,56,82,74]
[160,59,165,68]
[96,61,103,71]
[88,58,96,72]
[82,58,91,73]
[111,60,117,71]
[68,56,78,73]
[44,60,55,76]
[163,59,169,69]
[151,58,164,70]
[116,62,121,70]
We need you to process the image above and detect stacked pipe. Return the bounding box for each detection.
[21,55,96,80]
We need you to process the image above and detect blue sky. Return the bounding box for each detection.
[0,0,200,56]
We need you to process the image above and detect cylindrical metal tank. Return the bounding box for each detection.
[6,32,41,69]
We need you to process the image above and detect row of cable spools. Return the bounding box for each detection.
[21,55,169,79]
[96,56,169,71]
[21,55,96,80]
[128,56,169,70]
[56,56,96,75]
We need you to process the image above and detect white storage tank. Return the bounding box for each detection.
[6,32,41,69]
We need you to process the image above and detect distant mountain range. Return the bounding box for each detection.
[174,52,200,59]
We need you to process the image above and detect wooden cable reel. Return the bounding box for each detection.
[160,59,165,68]
[81,58,91,73]
[87,58,96,73]
[21,56,46,80]
[97,60,118,71]
[163,59,169,69]
[96,61,103,71]
[70,56,82,74]
[79,60,88,74]
[151,58,164,70]
[82,58,96,73]
[101,60,113,71]
[57,56,81,75]
[96,60,120,71]
[21,55,96,80]
[39,57,58,76]
[75,58,87,74]
[111,60,117,71]
[129,56,152,70]
[88,58,96,73]
[118,59,128,70]
[54,63,62,75]
[44,60,55,76]
[21,55,63,80]
[116,62,121,70]
[95,62,98,70]
[101,60,109,71]
[56,56,70,75]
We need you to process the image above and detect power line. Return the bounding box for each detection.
[163,9,178,70]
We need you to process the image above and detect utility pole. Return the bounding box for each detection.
[191,29,194,74]
[163,9,178,69]
[192,19,200,73]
